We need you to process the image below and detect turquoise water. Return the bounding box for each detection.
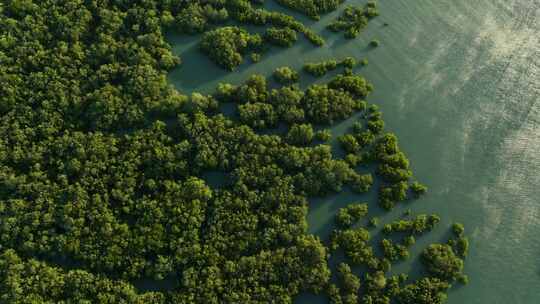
[167,0,540,303]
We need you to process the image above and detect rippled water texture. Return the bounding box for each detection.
[167,0,540,303]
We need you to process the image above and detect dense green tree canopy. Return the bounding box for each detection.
[0,1,468,303]
[274,66,300,84]
[200,26,263,70]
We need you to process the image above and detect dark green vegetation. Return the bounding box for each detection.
[304,59,339,76]
[337,106,430,210]
[200,26,263,70]
[276,0,346,20]
[265,27,298,47]
[328,2,380,38]
[382,214,441,235]
[303,57,361,77]
[274,66,300,84]
[0,1,468,303]
[335,203,369,228]
[370,39,381,47]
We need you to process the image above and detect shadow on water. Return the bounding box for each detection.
[295,291,328,304]
[295,249,348,304]
[306,165,401,240]
[307,188,372,241]
[132,275,179,293]
[324,30,376,52]
[47,254,84,271]
[218,102,238,120]
[202,170,229,189]
[166,40,230,91]
[166,23,281,92]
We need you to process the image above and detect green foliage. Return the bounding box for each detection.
[270,85,306,123]
[344,153,361,166]
[200,26,262,70]
[341,57,357,69]
[422,244,465,281]
[179,0,327,49]
[216,73,371,127]
[0,250,165,304]
[336,263,361,304]
[452,222,465,236]
[236,74,270,104]
[381,239,410,261]
[185,92,219,114]
[449,223,469,258]
[328,3,379,38]
[176,3,229,33]
[303,58,366,77]
[302,83,364,124]
[369,217,380,228]
[411,181,428,197]
[276,0,346,19]
[328,74,373,98]
[0,2,344,299]
[397,278,450,304]
[273,66,300,84]
[251,52,262,62]
[335,203,369,228]
[174,0,333,68]
[238,102,278,129]
[454,237,470,258]
[316,129,332,142]
[327,283,343,304]
[339,134,361,153]
[265,27,298,47]
[349,172,374,193]
[304,30,326,46]
[383,214,441,235]
[337,112,422,210]
[403,235,416,247]
[365,270,388,291]
[286,123,315,146]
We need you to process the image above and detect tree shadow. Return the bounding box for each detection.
[132,274,179,293]
[46,253,84,272]
[294,292,328,304]
[166,41,231,92]
[201,170,230,189]
[307,177,389,242]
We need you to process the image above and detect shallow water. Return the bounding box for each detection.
[167,0,540,303]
